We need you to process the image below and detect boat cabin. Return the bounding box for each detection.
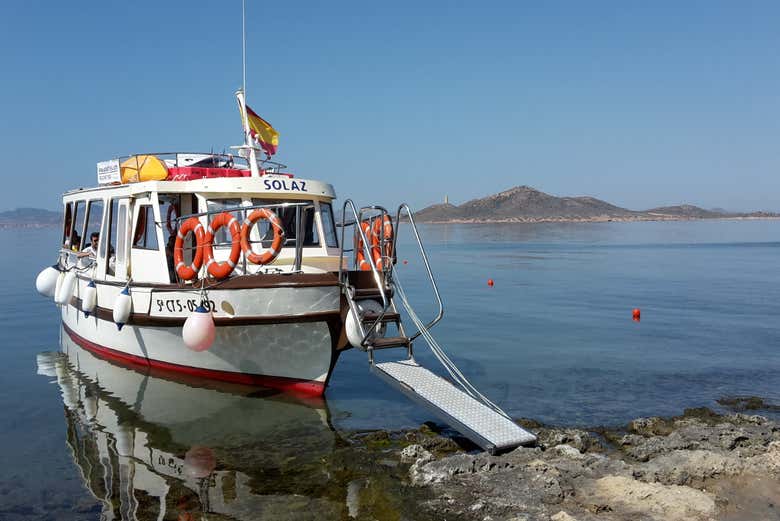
[59,153,341,285]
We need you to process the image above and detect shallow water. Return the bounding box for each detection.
[2,220,779,519]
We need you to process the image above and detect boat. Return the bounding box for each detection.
[35,90,536,453]
[37,334,344,520]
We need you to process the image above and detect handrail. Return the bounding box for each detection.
[339,199,389,348]
[107,151,289,172]
[171,201,312,222]
[394,203,444,341]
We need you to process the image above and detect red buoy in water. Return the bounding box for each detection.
[632,308,641,321]
[487,279,494,287]
[403,260,408,265]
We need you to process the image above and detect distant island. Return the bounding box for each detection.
[415,186,779,223]
[0,208,61,228]
[3,189,778,228]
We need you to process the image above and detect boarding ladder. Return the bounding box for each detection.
[339,201,536,454]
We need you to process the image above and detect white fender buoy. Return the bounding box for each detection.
[182,303,216,352]
[346,299,386,348]
[113,287,132,330]
[54,271,64,302]
[35,265,60,298]
[115,424,134,457]
[56,367,79,411]
[81,280,97,317]
[36,352,58,377]
[83,394,98,420]
[55,271,77,306]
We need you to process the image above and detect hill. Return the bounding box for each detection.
[0,208,61,227]
[415,187,777,223]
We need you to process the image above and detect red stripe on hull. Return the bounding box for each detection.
[62,323,326,397]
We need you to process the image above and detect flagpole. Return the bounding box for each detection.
[237,0,261,177]
[236,89,261,177]
[242,0,246,97]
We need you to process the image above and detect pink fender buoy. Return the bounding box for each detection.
[182,303,216,351]
[184,446,216,478]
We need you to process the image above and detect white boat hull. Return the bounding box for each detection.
[60,277,343,396]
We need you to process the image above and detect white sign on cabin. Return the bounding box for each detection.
[97,159,121,184]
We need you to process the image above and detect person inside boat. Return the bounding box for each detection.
[78,233,99,256]
[68,231,81,252]
[77,232,99,267]
[164,234,176,281]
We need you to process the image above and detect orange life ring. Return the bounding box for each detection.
[355,221,374,271]
[240,209,285,265]
[203,212,241,280]
[356,216,394,271]
[373,215,394,269]
[166,203,179,235]
[173,217,206,281]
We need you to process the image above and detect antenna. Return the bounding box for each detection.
[242,0,247,98]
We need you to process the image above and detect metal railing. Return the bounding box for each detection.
[111,151,289,173]
[169,200,314,284]
[338,200,390,348]
[393,203,444,341]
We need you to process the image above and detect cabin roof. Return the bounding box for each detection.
[63,175,337,202]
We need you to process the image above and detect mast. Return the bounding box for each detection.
[234,0,261,177]
[235,89,262,177]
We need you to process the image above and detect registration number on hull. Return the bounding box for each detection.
[149,290,223,317]
[154,298,217,315]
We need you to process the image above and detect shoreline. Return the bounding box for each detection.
[415,216,780,225]
[341,397,780,521]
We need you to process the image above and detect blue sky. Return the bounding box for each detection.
[1,1,778,212]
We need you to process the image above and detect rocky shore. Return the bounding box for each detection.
[343,401,780,521]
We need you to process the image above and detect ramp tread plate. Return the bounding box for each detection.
[373,360,536,451]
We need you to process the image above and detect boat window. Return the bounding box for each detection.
[116,204,127,272]
[71,201,86,251]
[159,194,182,281]
[206,198,242,247]
[103,199,119,275]
[62,202,73,249]
[84,200,104,259]
[85,200,104,240]
[320,202,338,248]
[250,199,320,247]
[132,205,159,250]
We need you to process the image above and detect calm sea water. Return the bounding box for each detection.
[2,220,779,519]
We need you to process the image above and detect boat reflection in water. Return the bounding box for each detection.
[38,327,350,520]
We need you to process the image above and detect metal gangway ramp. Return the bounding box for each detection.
[339,201,537,454]
[372,359,536,453]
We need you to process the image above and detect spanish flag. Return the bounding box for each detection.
[245,105,279,156]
